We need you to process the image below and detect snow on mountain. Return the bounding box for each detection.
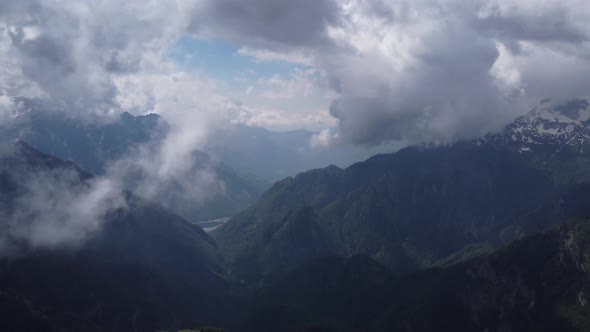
[488,99,590,153]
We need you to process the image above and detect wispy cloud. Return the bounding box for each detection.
[0,145,126,254]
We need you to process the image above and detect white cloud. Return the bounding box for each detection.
[227,102,337,132]
[310,128,340,148]
[0,162,126,253]
[2,0,590,146]
[112,70,241,212]
[257,68,317,100]
[237,47,313,66]
[187,0,590,145]
[0,0,198,114]
[0,0,240,253]
[0,93,16,124]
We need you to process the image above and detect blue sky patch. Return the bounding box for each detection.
[169,36,305,81]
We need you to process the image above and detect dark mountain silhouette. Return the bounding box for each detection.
[241,219,590,332]
[0,143,243,331]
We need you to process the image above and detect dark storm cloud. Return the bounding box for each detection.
[475,4,589,54]
[189,0,340,48]
[316,1,510,145]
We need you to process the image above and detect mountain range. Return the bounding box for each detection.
[2,142,589,331]
[206,124,395,181]
[1,98,268,221]
[0,142,244,331]
[2,98,590,331]
[214,99,590,283]
[242,219,590,331]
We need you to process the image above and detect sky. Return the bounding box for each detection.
[1,0,590,147]
[169,36,335,132]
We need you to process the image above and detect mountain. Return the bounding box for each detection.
[4,99,590,331]
[1,98,164,175]
[214,99,590,283]
[4,142,590,332]
[486,98,590,184]
[206,124,393,181]
[241,219,590,332]
[489,99,590,154]
[0,143,242,331]
[2,97,268,221]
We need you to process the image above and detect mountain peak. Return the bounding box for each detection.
[120,111,163,127]
[120,111,135,121]
[488,99,590,153]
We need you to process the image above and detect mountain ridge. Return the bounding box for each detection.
[215,99,590,283]
[2,97,269,221]
[0,142,243,331]
[241,219,590,331]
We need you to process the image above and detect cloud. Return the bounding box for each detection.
[105,138,224,219]
[0,1,238,254]
[229,66,336,131]
[3,0,590,146]
[0,145,126,254]
[0,0,196,114]
[188,0,340,49]
[189,0,590,146]
[112,71,240,204]
[75,69,237,221]
[227,102,337,132]
[315,0,587,145]
[0,0,244,228]
[237,47,313,66]
[0,94,16,124]
[257,68,317,100]
[310,128,339,148]
[475,1,589,46]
